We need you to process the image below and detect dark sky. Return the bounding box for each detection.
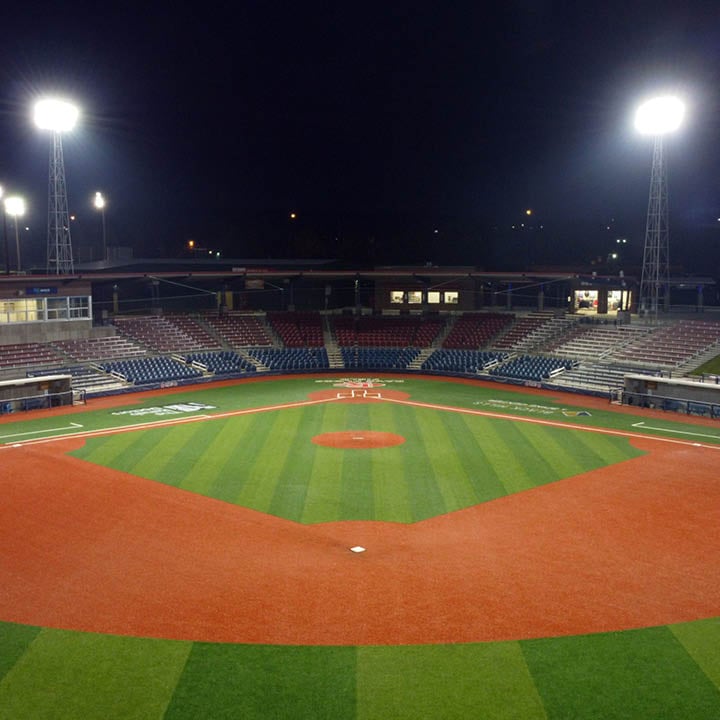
[1,1,720,271]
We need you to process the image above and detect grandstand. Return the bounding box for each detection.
[0,309,718,402]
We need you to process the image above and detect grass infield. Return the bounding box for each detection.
[1,374,719,718]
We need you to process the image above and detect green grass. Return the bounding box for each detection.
[2,374,720,718]
[2,620,719,719]
[689,354,720,376]
[69,401,645,523]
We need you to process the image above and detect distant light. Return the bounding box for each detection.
[94,191,106,210]
[33,98,79,132]
[525,209,532,216]
[70,214,76,221]
[611,253,618,259]
[215,251,221,258]
[188,239,195,249]
[433,228,439,234]
[289,212,297,220]
[4,196,26,217]
[208,250,212,255]
[634,96,685,135]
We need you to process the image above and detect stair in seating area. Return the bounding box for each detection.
[323,316,345,368]
[408,347,434,369]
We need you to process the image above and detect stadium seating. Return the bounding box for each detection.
[101,356,203,385]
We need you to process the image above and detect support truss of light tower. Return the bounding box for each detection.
[635,95,684,321]
[639,135,670,318]
[34,99,79,275]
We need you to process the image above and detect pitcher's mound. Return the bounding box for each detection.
[312,431,406,449]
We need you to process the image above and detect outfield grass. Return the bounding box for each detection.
[1,375,719,718]
[69,401,644,523]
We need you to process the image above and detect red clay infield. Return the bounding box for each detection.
[2,426,719,645]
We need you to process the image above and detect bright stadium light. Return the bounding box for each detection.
[635,94,685,320]
[34,96,79,274]
[634,96,685,136]
[33,98,79,132]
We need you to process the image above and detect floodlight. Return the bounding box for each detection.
[33,98,79,132]
[634,96,684,135]
[4,196,26,217]
[94,191,106,210]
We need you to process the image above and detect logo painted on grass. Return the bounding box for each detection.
[111,402,216,417]
[315,377,405,387]
[472,399,591,418]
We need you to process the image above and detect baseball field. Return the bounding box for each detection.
[1,374,719,718]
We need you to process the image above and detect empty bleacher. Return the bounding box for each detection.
[203,313,273,348]
[342,346,421,370]
[422,349,509,374]
[53,336,149,363]
[268,312,324,347]
[0,343,66,370]
[442,313,514,349]
[102,356,203,385]
[112,315,222,353]
[331,315,445,347]
[245,347,329,371]
[489,354,576,382]
[185,351,257,375]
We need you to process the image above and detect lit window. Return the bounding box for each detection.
[390,291,404,304]
[408,290,422,304]
[444,291,459,304]
[427,291,441,304]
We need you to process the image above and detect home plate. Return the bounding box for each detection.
[352,436,365,440]
[349,546,366,553]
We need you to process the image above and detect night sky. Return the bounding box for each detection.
[1,1,719,272]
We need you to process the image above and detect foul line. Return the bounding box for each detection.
[0,397,338,449]
[379,396,720,451]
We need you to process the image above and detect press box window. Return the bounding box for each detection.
[444,291,459,304]
[427,291,441,304]
[407,290,422,304]
[390,291,405,304]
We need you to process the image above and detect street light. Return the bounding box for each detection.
[4,195,26,272]
[94,191,107,260]
[634,95,685,319]
[34,97,79,274]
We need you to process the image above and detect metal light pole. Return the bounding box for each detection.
[0,185,7,274]
[34,98,79,275]
[634,96,685,321]
[94,191,107,261]
[4,196,26,272]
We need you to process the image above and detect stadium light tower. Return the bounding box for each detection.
[34,98,79,275]
[634,95,685,320]
[4,195,26,272]
[94,191,107,260]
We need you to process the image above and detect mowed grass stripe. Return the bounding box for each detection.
[0,628,191,720]
[413,408,482,513]
[268,406,326,521]
[671,618,720,690]
[164,643,356,720]
[301,404,349,523]
[398,405,449,521]
[452,413,508,503]
[357,642,546,720]
[478,418,538,495]
[368,403,413,523]
[0,623,41,684]
[339,404,375,520]
[235,409,305,514]
[521,626,720,719]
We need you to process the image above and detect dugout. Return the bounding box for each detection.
[622,373,720,418]
[0,375,75,414]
